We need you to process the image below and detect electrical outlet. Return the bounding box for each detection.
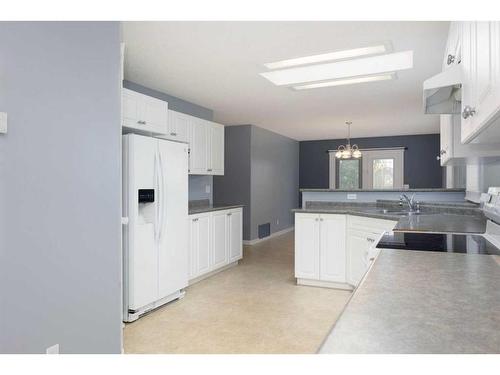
[46,344,59,354]
[205,185,211,194]
[0,112,7,134]
[347,193,357,200]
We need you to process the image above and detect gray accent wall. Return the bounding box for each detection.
[214,125,299,241]
[123,80,215,202]
[0,22,122,353]
[299,134,444,190]
[250,126,299,240]
[214,126,252,239]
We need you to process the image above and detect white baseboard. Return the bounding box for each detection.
[188,261,239,286]
[297,278,353,291]
[243,226,294,246]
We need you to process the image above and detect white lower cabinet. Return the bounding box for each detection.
[188,212,211,279]
[189,208,242,282]
[295,213,347,286]
[211,211,228,269]
[295,212,396,289]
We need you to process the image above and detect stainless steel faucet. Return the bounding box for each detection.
[400,194,419,212]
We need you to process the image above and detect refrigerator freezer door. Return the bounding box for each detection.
[125,134,160,310]
[157,139,189,298]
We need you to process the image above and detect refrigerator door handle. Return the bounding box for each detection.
[158,150,165,242]
[154,149,160,243]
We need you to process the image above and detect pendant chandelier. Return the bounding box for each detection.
[335,121,362,159]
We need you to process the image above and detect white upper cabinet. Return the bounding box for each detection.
[122,88,168,135]
[162,110,190,143]
[460,21,500,143]
[187,116,225,176]
[443,22,461,70]
[209,122,225,175]
[189,117,209,174]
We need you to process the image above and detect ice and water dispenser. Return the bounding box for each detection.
[137,188,155,225]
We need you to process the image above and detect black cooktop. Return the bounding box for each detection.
[376,232,500,255]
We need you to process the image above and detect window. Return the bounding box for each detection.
[329,148,404,189]
[337,159,361,189]
[372,158,394,189]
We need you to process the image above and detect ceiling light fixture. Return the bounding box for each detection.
[260,51,413,86]
[335,121,361,159]
[264,44,388,70]
[292,73,395,90]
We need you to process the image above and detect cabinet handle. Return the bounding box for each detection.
[320,218,324,221]
[227,213,232,216]
[366,238,375,243]
[440,149,446,155]
[192,218,199,222]
[447,54,455,65]
[315,218,319,221]
[137,120,147,125]
[207,168,213,172]
[462,106,476,119]
[170,132,177,136]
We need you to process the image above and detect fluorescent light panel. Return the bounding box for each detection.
[260,51,413,86]
[292,73,395,90]
[264,45,387,70]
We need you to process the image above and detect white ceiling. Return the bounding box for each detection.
[122,21,449,141]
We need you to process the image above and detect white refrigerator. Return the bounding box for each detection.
[122,133,189,322]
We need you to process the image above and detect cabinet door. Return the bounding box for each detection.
[188,217,199,279]
[294,213,320,280]
[189,214,211,279]
[462,21,500,143]
[189,118,209,174]
[166,110,190,143]
[319,215,346,283]
[122,89,142,129]
[142,95,168,135]
[439,115,453,166]
[175,112,190,143]
[443,21,461,70]
[197,215,211,275]
[228,209,243,263]
[210,122,225,175]
[211,211,228,269]
[347,229,376,287]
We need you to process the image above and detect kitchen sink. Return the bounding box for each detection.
[375,208,423,216]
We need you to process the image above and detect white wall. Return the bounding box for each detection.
[0,22,122,353]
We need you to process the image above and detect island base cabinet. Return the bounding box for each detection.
[295,213,396,290]
[189,208,243,284]
[346,216,397,287]
[295,213,349,289]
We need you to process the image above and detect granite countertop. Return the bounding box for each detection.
[393,214,486,234]
[300,188,466,193]
[188,199,244,215]
[292,201,487,234]
[319,250,500,353]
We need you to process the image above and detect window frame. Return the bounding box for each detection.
[329,148,405,189]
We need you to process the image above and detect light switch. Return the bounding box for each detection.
[0,112,7,134]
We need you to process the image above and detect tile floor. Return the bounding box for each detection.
[123,231,351,353]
